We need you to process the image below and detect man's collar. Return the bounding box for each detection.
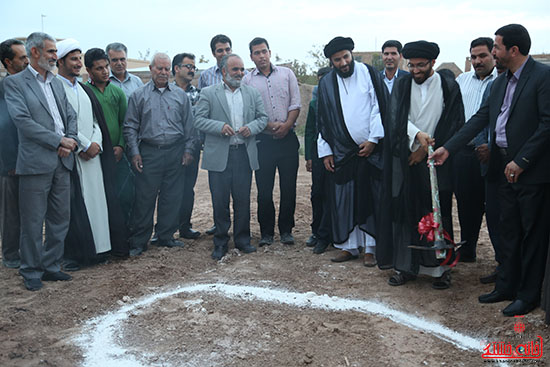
[109,70,129,82]
[223,81,240,93]
[253,63,275,77]
[57,74,78,87]
[28,64,54,82]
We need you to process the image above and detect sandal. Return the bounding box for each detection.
[432,270,451,290]
[388,272,416,286]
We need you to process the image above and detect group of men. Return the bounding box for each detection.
[1,25,550,321]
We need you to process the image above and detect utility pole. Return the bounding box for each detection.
[41,14,46,31]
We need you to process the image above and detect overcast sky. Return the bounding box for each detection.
[3,0,550,72]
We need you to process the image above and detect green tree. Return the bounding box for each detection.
[308,44,329,69]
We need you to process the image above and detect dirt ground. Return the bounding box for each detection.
[1,162,549,367]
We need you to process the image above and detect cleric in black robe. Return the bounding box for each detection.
[64,83,129,268]
[376,41,464,287]
[316,37,389,264]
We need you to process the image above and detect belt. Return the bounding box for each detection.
[229,144,244,149]
[141,140,182,149]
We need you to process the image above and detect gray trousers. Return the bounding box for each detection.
[208,145,252,249]
[0,175,20,263]
[129,142,184,250]
[18,160,70,280]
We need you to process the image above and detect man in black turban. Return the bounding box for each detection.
[377,40,465,289]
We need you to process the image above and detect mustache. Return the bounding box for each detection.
[188,72,195,77]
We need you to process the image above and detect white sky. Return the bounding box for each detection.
[2,0,550,72]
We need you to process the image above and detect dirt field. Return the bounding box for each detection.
[1,163,548,367]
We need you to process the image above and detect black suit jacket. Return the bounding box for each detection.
[445,56,550,184]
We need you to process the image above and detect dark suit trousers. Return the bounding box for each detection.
[255,132,299,236]
[179,147,200,231]
[310,156,332,242]
[485,179,501,266]
[208,145,252,248]
[0,175,20,262]
[495,162,550,303]
[18,159,70,280]
[129,143,184,250]
[452,147,485,259]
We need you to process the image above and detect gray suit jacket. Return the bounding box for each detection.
[195,83,268,172]
[3,68,78,175]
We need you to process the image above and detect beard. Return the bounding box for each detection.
[37,54,55,72]
[335,60,355,78]
[225,73,241,88]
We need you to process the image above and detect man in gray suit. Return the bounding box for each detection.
[195,54,268,260]
[4,32,78,291]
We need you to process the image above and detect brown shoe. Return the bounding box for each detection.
[363,253,377,267]
[330,250,358,263]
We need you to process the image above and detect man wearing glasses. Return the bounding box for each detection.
[377,41,464,290]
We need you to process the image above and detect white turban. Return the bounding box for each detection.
[56,38,81,59]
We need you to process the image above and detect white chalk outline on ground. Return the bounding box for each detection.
[74,282,509,367]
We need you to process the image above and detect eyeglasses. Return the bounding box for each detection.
[407,61,430,70]
[179,64,197,71]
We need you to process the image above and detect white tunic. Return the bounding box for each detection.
[60,77,111,254]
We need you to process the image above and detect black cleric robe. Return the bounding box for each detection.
[64,83,129,264]
[316,63,389,244]
[376,70,464,274]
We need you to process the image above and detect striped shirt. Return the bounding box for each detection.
[456,68,498,121]
[198,65,222,89]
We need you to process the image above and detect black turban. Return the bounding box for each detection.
[402,41,440,60]
[324,37,354,58]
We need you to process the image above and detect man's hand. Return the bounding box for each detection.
[221,124,235,137]
[86,142,101,158]
[132,154,143,173]
[323,155,335,172]
[475,144,490,164]
[265,121,278,135]
[60,137,78,151]
[182,152,194,166]
[306,159,312,172]
[415,131,434,151]
[408,148,427,166]
[504,160,524,184]
[79,151,91,161]
[113,146,124,162]
[358,141,376,157]
[237,126,251,138]
[429,146,450,166]
[273,122,292,139]
[57,146,72,158]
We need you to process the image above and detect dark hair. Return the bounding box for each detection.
[210,34,232,54]
[495,24,530,56]
[249,37,269,54]
[317,66,331,78]
[171,53,195,76]
[470,37,494,52]
[85,48,109,68]
[381,40,403,54]
[105,42,127,55]
[0,39,24,68]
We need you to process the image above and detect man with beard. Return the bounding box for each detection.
[453,37,499,265]
[4,32,78,290]
[243,37,301,246]
[0,38,28,268]
[380,40,409,93]
[195,54,268,260]
[432,24,550,316]
[316,37,388,266]
[124,53,195,256]
[378,41,464,289]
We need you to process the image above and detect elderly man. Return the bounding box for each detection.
[378,41,464,289]
[380,40,409,93]
[124,53,196,256]
[0,38,28,268]
[4,32,78,290]
[243,37,301,246]
[106,42,143,98]
[432,24,550,316]
[195,54,268,260]
[317,37,388,266]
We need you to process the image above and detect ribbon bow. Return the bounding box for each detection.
[418,213,439,242]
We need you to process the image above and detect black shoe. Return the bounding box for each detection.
[313,240,330,254]
[478,290,513,304]
[280,233,295,245]
[206,225,217,235]
[306,234,318,247]
[150,233,159,244]
[236,243,257,254]
[258,235,274,247]
[158,239,185,248]
[180,227,201,239]
[129,248,143,257]
[480,270,498,284]
[24,278,42,291]
[42,271,72,281]
[211,245,228,260]
[63,260,81,272]
[502,299,539,317]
